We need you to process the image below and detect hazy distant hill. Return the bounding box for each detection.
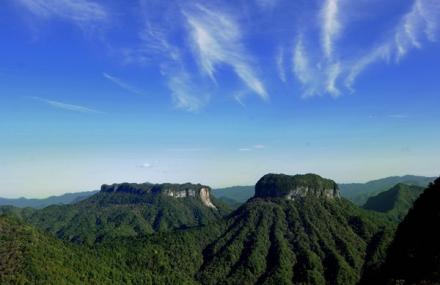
[212,185,254,204]
[339,175,435,205]
[363,183,424,221]
[0,191,98,208]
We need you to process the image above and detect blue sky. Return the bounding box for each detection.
[1,0,439,197]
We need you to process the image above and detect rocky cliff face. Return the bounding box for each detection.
[255,173,340,200]
[100,182,217,208]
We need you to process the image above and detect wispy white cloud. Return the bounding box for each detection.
[124,1,209,112]
[346,0,439,90]
[321,0,341,59]
[345,44,391,90]
[325,62,341,97]
[292,37,310,84]
[16,0,108,28]
[238,144,265,151]
[292,0,440,97]
[276,47,286,82]
[184,4,268,100]
[292,36,320,97]
[394,0,440,61]
[30,96,103,114]
[138,162,152,168]
[167,72,208,112]
[233,90,248,107]
[103,73,143,96]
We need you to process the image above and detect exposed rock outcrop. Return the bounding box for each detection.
[255,173,340,200]
[100,182,217,208]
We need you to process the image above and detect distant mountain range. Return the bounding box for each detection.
[0,190,97,208]
[339,175,435,205]
[1,175,434,209]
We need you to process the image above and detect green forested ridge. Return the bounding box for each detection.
[363,183,424,221]
[3,173,427,285]
[0,215,126,285]
[20,182,230,245]
[195,196,393,285]
[364,177,440,285]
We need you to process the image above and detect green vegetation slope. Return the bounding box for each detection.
[23,182,230,245]
[0,174,399,285]
[368,177,440,285]
[363,183,424,221]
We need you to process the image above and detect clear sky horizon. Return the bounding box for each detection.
[1,0,440,198]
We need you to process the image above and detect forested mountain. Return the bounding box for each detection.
[339,175,434,205]
[1,173,397,285]
[363,183,424,221]
[20,182,230,245]
[3,173,439,284]
[0,215,127,285]
[361,177,440,285]
[193,174,394,285]
[0,191,98,208]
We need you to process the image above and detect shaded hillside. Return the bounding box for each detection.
[340,175,434,205]
[363,183,424,221]
[367,177,440,285]
[0,191,98,208]
[23,182,230,245]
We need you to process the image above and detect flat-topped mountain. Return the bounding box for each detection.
[19,182,230,245]
[100,182,217,208]
[255,173,340,200]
